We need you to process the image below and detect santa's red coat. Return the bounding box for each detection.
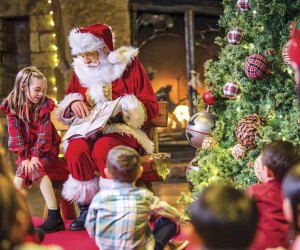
[57,49,158,204]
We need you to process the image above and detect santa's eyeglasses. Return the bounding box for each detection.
[74,51,100,59]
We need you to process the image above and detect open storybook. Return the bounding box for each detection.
[62,97,121,141]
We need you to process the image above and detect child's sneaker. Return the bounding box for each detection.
[164,239,189,250]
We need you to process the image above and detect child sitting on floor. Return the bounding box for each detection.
[185,183,258,250]
[247,140,300,250]
[85,145,188,250]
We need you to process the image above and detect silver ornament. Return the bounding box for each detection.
[185,112,216,148]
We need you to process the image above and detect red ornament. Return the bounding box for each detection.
[227,28,242,45]
[223,82,239,99]
[237,0,250,12]
[203,90,217,105]
[244,54,271,80]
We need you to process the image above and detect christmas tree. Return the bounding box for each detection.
[188,0,300,195]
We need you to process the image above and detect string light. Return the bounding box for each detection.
[253,10,257,15]
[249,43,255,49]
[46,0,59,102]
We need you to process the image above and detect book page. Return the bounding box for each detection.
[62,97,121,141]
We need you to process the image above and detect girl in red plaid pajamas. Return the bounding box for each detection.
[0,66,65,234]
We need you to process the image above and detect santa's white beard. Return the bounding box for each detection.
[73,52,117,88]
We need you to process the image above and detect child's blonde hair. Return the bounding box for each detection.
[7,66,47,122]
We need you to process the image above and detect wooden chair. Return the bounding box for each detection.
[46,101,169,220]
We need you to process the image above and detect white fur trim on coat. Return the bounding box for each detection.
[69,28,105,56]
[120,94,146,129]
[103,124,154,154]
[108,46,138,65]
[56,93,84,125]
[62,175,99,204]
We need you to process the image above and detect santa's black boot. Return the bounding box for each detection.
[38,209,65,234]
[69,203,89,231]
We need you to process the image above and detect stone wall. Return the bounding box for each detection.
[0,0,131,99]
[0,0,131,168]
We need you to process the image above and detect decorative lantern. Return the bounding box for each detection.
[244,54,270,80]
[223,82,239,99]
[227,28,242,45]
[185,112,216,148]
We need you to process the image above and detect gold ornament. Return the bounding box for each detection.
[202,136,217,149]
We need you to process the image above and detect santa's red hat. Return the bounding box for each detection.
[288,20,300,65]
[69,23,114,56]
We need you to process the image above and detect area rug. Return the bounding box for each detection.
[33,217,191,250]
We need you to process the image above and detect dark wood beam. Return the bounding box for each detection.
[129,1,223,16]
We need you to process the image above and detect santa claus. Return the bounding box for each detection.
[57,23,158,231]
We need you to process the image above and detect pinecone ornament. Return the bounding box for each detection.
[253,154,266,183]
[232,144,246,160]
[235,114,266,149]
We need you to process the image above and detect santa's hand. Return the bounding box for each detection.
[71,101,90,118]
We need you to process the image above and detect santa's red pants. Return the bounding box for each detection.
[65,133,145,181]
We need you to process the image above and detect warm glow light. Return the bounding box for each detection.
[50,11,53,15]
[52,33,56,37]
[51,45,58,51]
[253,10,257,15]
[50,20,54,26]
[53,86,57,91]
[173,105,190,125]
[48,0,52,3]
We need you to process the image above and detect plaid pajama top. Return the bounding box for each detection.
[85,181,182,250]
[0,97,61,186]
